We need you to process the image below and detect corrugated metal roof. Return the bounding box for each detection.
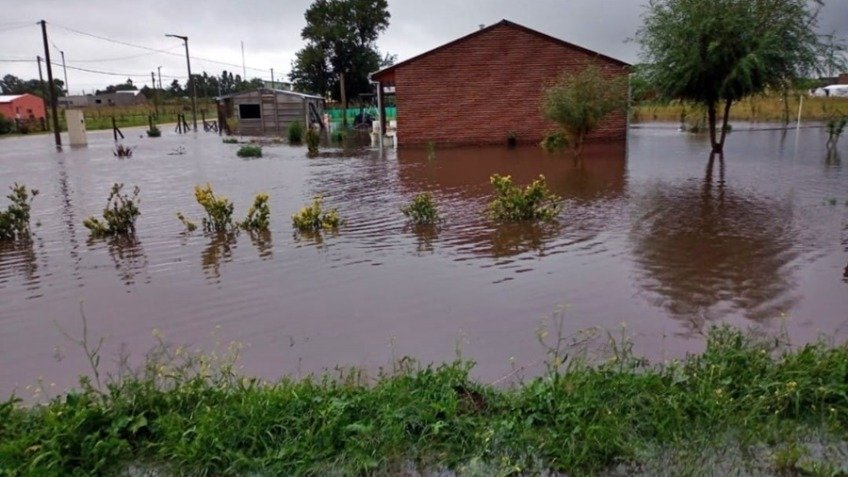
[217,88,324,101]
[0,94,26,103]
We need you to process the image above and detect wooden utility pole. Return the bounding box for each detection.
[36,56,50,132]
[151,71,159,118]
[40,20,61,147]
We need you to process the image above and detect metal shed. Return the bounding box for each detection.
[219,88,325,136]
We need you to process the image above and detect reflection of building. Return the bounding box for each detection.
[371,20,630,147]
[217,88,325,136]
[397,142,627,201]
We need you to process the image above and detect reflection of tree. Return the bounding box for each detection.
[87,235,149,287]
[630,169,800,332]
[201,231,237,281]
[407,224,438,254]
[488,222,562,259]
[247,230,273,260]
[0,238,39,291]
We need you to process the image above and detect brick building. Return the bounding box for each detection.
[370,20,630,147]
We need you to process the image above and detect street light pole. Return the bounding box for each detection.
[60,50,69,94]
[166,34,197,131]
[157,66,162,89]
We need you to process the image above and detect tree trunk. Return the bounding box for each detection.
[716,98,733,152]
[707,101,719,153]
[339,72,347,127]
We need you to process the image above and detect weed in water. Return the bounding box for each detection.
[146,125,161,137]
[240,193,271,231]
[426,140,437,161]
[0,183,38,241]
[222,137,238,144]
[401,192,440,225]
[194,184,235,232]
[292,196,341,232]
[305,127,320,155]
[176,212,197,232]
[539,131,569,152]
[83,184,141,237]
[237,145,262,158]
[288,120,303,144]
[113,144,135,158]
[826,116,846,149]
[488,174,562,222]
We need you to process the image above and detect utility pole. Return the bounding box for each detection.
[151,71,159,118]
[60,50,69,94]
[270,68,274,87]
[40,20,61,148]
[241,41,246,79]
[166,34,197,131]
[157,66,162,89]
[36,56,50,132]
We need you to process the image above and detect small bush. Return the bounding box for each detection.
[402,192,440,225]
[288,120,303,144]
[146,125,161,137]
[113,144,135,157]
[0,183,38,240]
[222,137,238,144]
[292,196,341,232]
[240,193,270,231]
[539,131,569,152]
[305,127,320,155]
[0,113,13,135]
[237,145,262,158]
[176,212,197,232]
[194,184,234,232]
[83,184,141,237]
[488,174,561,222]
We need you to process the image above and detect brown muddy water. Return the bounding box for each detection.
[1,125,846,396]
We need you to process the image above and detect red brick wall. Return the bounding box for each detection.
[0,94,46,121]
[391,23,628,147]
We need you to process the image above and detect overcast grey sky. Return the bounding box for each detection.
[1,0,846,94]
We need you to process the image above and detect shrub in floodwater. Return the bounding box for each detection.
[305,127,320,155]
[113,144,135,158]
[292,196,341,231]
[146,125,161,137]
[237,145,262,158]
[83,183,141,237]
[488,174,561,222]
[288,120,303,144]
[426,141,437,161]
[222,137,238,144]
[0,183,38,241]
[826,117,846,149]
[176,212,197,232]
[240,193,270,231]
[402,192,440,225]
[539,131,569,152]
[194,184,235,232]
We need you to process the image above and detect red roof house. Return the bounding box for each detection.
[371,20,630,147]
[0,94,46,123]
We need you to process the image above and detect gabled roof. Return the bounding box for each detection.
[0,94,27,103]
[371,19,630,81]
[217,88,324,101]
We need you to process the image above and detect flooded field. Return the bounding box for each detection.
[1,124,846,396]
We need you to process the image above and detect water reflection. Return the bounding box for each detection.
[0,238,40,297]
[100,235,149,287]
[488,222,562,258]
[407,224,438,254]
[246,230,273,260]
[201,231,237,281]
[631,169,800,332]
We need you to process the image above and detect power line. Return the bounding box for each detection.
[48,61,183,80]
[0,23,33,34]
[71,45,183,63]
[50,21,270,74]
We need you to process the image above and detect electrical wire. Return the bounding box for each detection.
[70,45,183,63]
[0,23,33,34]
[50,21,270,73]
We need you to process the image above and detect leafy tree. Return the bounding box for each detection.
[541,65,627,156]
[290,0,390,118]
[95,78,137,95]
[1,74,64,98]
[637,0,833,154]
[167,79,184,97]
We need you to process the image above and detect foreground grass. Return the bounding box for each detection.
[1,326,847,475]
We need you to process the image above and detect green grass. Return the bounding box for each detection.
[1,326,847,475]
[236,145,262,158]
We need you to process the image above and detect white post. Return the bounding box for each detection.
[66,109,87,146]
[795,94,804,133]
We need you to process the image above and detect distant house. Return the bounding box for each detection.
[370,20,630,147]
[86,91,148,107]
[58,95,91,107]
[0,94,46,123]
[218,88,325,136]
[839,73,848,85]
